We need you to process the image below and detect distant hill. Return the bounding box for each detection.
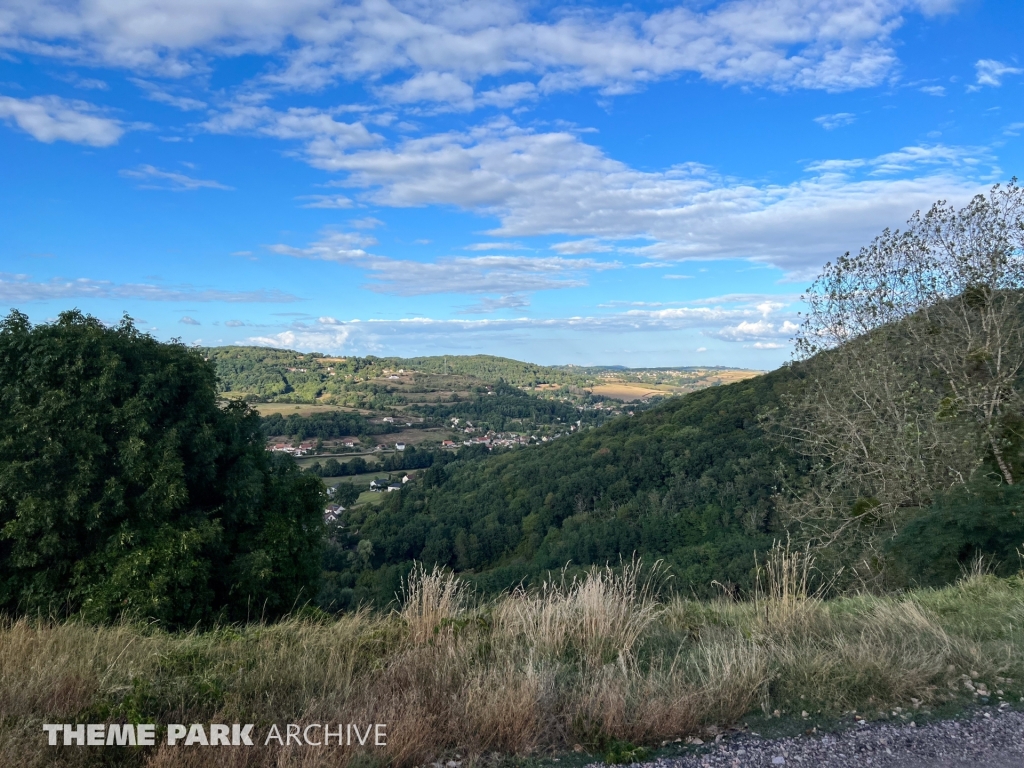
[200,345,761,404]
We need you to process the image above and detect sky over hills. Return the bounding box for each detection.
[0,0,1020,367]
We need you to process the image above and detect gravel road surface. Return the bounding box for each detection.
[634,708,1024,767]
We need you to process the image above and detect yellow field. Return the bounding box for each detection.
[588,384,666,401]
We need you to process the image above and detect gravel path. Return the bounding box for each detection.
[632,708,1024,767]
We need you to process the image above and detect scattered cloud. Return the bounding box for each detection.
[457,294,531,314]
[200,104,380,165]
[0,0,956,106]
[130,78,207,110]
[708,318,799,342]
[0,94,124,145]
[465,242,525,251]
[243,294,798,351]
[551,239,614,255]
[919,85,945,96]
[298,194,354,209]
[304,120,991,277]
[269,229,620,296]
[0,273,301,303]
[975,59,1023,87]
[120,164,233,191]
[814,112,856,130]
[53,72,109,90]
[179,315,200,325]
[663,274,693,280]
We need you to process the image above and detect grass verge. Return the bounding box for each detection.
[3,559,1023,767]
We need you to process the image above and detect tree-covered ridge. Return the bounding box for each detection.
[320,366,807,609]
[201,347,595,402]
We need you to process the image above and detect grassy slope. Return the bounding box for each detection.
[4,569,1022,768]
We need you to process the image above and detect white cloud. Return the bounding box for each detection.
[814,112,856,130]
[120,164,233,190]
[179,315,200,325]
[663,274,693,279]
[708,318,799,342]
[300,120,992,276]
[298,194,354,208]
[975,59,1023,87]
[200,104,380,164]
[0,273,301,303]
[551,239,615,255]
[0,94,124,145]
[269,229,619,296]
[0,0,958,103]
[53,72,109,90]
[919,85,945,96]
[457,294,531,314]
[379,72,475,110]
[130,78,207,110]
[465,242,525,251]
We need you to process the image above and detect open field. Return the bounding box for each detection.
[3,559,1022,768]
[587,370,762,401]
[589,384,667,401]
[707,369,763,385]
[253,403,356,417]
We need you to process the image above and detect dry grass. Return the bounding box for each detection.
[3,565,1024,768]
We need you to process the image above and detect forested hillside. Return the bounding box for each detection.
[202,347,594,402]
[320,365,807,609]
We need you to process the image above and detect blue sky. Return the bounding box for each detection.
[1,0,1021,368]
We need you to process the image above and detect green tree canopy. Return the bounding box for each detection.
[0,310,326,627]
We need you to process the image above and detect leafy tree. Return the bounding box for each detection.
[332,483,360,507]
[0,310,326,627]
[779,181,1024,564]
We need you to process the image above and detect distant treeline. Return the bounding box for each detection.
[303,444,460,478]
[260,410,396,440]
